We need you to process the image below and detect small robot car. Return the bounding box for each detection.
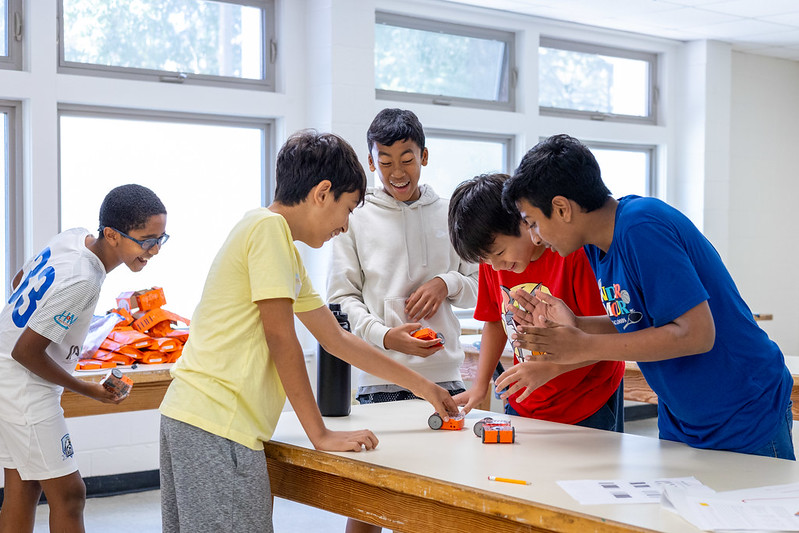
[473,417,516,443]
[428,412,464,430]
[411,327,445,348]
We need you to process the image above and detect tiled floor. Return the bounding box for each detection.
[30,417,662,532]
[33,491,347,532]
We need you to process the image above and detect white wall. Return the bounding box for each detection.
[727,52,799,355]
[1,0,797,485]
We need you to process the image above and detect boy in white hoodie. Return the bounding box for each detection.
[328,108,478,533]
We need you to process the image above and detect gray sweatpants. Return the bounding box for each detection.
[160,415,273,533]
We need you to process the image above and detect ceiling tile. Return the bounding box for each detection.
[441,0,799,60]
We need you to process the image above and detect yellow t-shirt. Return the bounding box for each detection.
[159,208,323,450]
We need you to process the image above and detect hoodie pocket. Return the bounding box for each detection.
[383,297,408,328]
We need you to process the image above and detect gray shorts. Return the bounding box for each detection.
[160,415,273,533]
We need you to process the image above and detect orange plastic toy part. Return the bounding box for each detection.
[412,327,445,348]
[427,412,464,431]
[473,417,516,443]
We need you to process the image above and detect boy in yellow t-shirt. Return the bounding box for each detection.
[158,130,458,533]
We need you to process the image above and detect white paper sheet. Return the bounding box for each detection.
[661,482,799,531]
[557,476,711,505]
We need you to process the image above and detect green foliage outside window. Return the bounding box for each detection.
[62,0,255,78]
[375,23,508,102]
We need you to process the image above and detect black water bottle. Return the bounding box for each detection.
[317,303,351,416]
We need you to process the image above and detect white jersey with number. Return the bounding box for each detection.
[0,228,106,424]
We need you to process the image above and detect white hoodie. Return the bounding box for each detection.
[327,185,479,388]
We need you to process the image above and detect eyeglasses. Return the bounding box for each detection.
[106,227,170,251]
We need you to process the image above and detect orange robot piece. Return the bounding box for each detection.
[427,412,464,431]
[473,417,516,443]
[411,327,445,348]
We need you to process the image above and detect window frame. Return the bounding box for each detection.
[56,0,277,91]
[0,0,23,71]
[375,12,517,112]
[425,128,515,181]
[539,37,659,125]
[583,140,657,197]
[1,100,23,297]
[56,104,275,232]
[424,129,515,323]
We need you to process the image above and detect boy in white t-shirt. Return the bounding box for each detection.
[0,184,168,533]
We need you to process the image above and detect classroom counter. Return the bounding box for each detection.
[265,399,799,533]
[62,364,172,417]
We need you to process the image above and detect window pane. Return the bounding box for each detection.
[375,22,509,103]
[62,0,264,79]
[0,111,6,296]
[1,0,7,56]
[60,114,265,318]
[539,45,650,117]
[591,148,649,197]
[423,135,508,198]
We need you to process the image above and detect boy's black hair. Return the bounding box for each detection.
[502,134,611,218]
[366,108,425,152]
[448,173,521,264]
[274,129,367,206]
[98,184,166,235]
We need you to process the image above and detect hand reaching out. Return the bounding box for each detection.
[493,360,565,403]
[452,386,489,415]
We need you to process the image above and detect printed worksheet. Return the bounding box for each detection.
[662,482,799,531]
[557,476,712,505]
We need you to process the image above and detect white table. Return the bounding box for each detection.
[265,400,799,532]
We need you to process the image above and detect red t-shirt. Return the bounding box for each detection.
[474,248,624,424]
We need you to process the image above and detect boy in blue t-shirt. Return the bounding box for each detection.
[502,134,794,460]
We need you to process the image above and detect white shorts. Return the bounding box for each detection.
[0,414,78,481]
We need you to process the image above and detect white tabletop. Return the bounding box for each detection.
[271,400,799,533]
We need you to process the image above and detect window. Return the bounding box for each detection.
[0,0,22,70]
[1,107,7,296]
[586,141,656,197]
[59,108,271,317]
[423,130,513,198]
[375,13,516,111]
[58,0,275,89]
[0,101,21,298]
[539,37,657,124]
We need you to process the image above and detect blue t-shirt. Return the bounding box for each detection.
[584,196,791,453]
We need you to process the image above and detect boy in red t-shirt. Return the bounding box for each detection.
[448,173,624,430]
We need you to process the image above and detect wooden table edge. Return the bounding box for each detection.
[264,440,659,533]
